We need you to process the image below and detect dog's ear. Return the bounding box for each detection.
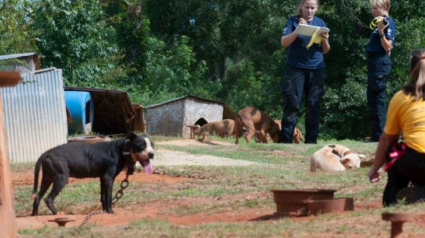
[358,154,366,160]
[126,132,138,141]
[328,144,336,148]
[341,158,351,168]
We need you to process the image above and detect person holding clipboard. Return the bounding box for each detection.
[279,0,330,144]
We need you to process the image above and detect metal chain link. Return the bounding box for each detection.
[79,210,106,226]
[79,173,131,226]
[79,167,214,226]
[112,175,130,205]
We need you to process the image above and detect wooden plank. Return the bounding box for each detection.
[0,71,21,87]
[0,72,21,238]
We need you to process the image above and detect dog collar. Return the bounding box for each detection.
[122,139,131,158]
[122,139,135,175]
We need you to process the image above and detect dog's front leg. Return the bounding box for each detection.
[100,177,114,214]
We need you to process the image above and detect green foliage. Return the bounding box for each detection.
[4,0,425,140]
[322,79,369,140]
[143,35,210,98]
[0,0,35,54]
[31,0,123,87]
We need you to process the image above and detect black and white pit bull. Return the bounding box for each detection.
[31,132,154,216]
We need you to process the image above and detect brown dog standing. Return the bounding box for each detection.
[193,119,236,142]
[235,107,280,144]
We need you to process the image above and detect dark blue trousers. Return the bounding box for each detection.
[280,66,324,144]
[367,53,391,141]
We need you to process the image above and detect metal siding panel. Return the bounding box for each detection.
[184,98,223,136]
[146,100,185,136]
[1,69,68,163]
[146,98,223,137]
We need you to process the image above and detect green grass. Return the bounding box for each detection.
[12,137,425,237]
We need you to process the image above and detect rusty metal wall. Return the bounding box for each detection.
[0,68,68,163]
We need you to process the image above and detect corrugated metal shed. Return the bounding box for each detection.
[0,52,40,73]
[0,68,68,163]
[146,95,228,137]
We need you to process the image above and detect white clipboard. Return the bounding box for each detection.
[294,24,330,36]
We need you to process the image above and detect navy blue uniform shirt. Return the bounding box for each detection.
[367,16,396,53]
[282,15,327,69]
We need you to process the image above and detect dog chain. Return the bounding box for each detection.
[79,169,213,226]
[153,169,215,180]
[111,174,130,205]
[79,210,106,226]
[79,173,131,226]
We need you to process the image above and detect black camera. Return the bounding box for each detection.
[382,16,389,25]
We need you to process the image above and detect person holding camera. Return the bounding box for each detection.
[366,0,396,142]
[279,0,330,144]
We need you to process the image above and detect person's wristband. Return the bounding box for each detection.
[379,33,385,38]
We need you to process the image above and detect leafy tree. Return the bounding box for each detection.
[30,0,123,87]
[0,0,35,55]
[8,0,424,140]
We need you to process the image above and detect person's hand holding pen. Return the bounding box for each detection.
[299,18,307,25]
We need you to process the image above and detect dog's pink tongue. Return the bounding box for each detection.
[142,161,153,174]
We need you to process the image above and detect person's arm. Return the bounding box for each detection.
[367,133,399,183]
[320,31,330,54]
[378,21,392,52]
[281,17,303,48]
[281,33,298,48]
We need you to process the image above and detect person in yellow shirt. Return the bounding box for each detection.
[368,48,425,206]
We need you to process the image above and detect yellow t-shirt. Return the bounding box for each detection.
[385,90,425,153]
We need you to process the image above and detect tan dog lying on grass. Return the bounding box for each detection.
[235,107,280,144]
[310,144,365,172]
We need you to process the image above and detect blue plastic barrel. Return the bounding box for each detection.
[65,91,94,134]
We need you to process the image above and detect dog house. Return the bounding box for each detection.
[65,91,94,134]
[146,95,236,137]
[64,87,140,135]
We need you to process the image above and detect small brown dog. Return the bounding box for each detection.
[192,119,236,142]
[273,120,305,144]
[292,127,305,144]
[235,107,280,144]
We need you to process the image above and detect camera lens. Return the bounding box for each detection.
[383,17,389,25]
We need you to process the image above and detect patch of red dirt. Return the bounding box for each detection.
[12,169,190,186]
[16,192,277,230]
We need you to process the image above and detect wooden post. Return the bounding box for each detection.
[0,71,22,238]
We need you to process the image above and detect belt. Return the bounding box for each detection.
[367,51,389,58]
